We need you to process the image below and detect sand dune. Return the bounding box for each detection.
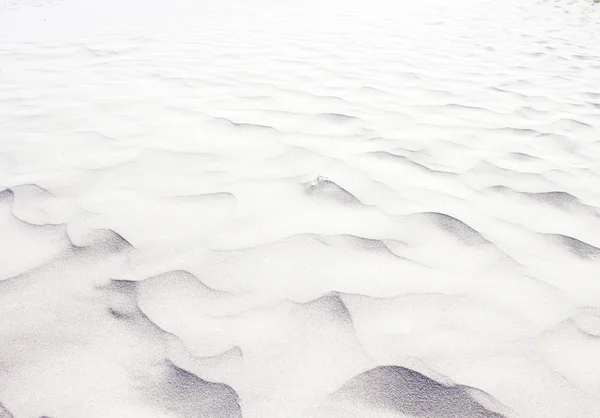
[1,0,600,416]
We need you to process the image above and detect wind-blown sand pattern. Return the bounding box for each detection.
[1,0,600,416]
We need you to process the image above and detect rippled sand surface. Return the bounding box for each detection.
[1,0,600,416]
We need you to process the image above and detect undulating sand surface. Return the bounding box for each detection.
[1,0,600,416]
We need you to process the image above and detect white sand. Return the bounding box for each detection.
[1,0,600,416]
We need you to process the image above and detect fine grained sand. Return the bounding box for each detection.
[1,0,600,416]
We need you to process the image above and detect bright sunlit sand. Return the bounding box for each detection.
[1,0,600,416]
